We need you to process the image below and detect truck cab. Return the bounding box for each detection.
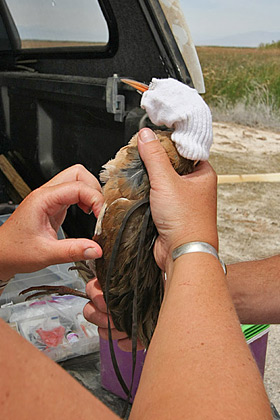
[0,0,204,238]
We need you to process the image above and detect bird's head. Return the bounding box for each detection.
[121,77,213,162]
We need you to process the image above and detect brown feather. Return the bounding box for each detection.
[93,130,194,348]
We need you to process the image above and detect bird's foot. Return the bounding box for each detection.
[68,260,96,282]
[19,285,88,301]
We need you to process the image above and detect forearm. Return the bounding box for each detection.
[0,319,118,420]
[0,225,17,286]
[131,253,271,419]
[227,254,280,324]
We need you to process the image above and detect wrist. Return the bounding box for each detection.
[172,242,226,275]
[166,247,225,289]
[170,224,218,249]
[165,233,219,280]
[168,231,219,260]
[0,225,17,281]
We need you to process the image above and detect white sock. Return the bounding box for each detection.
[141,78,213,160]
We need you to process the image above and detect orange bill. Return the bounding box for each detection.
[121,78,149,93]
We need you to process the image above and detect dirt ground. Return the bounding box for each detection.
[210,122,280,409]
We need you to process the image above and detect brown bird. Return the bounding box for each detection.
[21,80,195,350]
[94,128,195,348]
[92,80,195,351]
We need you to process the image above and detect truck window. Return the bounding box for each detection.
[5,0,109,49]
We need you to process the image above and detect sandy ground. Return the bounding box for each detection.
[210,122,280,410]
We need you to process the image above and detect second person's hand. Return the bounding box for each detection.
[84,278,145,351]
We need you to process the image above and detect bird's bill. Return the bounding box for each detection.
[121,78,149,93]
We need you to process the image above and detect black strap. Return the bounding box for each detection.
[121,205,151,418]
[105,197,149,401]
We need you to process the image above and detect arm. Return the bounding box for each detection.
[132,254,270,419]
[0,318,118,420]
[85,128,271,418]
[129,129,271,419]
[0,164,120,419]
[227,255,280,324]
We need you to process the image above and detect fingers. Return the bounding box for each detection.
[85,278,107,312]
[84,278,114,328]
[43,164,102,193]
[84,279,145,349]
[39,181,104,218]
[83,293,126,341]
[44,238,103,265]
[137,128,177,190]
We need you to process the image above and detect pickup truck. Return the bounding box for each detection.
[1,2,280,419]
[0,0,204,238]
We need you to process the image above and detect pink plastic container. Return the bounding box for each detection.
[100,325,269,400]
[99,337,146,401]
[247,330,269,378]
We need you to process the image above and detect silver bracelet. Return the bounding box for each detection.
[172,241,227,275]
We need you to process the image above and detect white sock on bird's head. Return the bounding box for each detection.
[140,78,213,161]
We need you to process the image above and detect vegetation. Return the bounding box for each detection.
[196,46,280,130]
[259,40,280,49]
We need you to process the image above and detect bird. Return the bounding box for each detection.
[20,127,195,347]
[21,79,196,349]
[20,78,212,404]
[93,127,195,349]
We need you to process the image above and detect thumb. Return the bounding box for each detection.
[46,238,102,265]
[137,128,176,188]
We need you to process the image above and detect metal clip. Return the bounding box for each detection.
[106,74,125,122]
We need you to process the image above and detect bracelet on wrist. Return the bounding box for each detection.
[172,241,227,275]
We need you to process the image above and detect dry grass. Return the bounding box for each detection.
[21,40,105,49]
[196,46,280,131]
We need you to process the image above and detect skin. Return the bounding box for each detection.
[86,256,280,352]
[227,255,280,324]
[0,133,272,419]
[0,164,104,284]
[131,129,271,419]
[85,128,271,418]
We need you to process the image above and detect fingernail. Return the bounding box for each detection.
[138,128,157,143]
[84,247,98,259]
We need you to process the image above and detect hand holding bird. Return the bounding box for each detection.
[18,77,214,354]
[84,127,218,351]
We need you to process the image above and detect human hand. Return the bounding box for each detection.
[137,128,218,273]
[83,278,145,352]
[0,164,104,281]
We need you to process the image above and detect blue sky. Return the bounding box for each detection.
[5,0,280,47]
[180,0,280,44]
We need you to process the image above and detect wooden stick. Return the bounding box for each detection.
[218,173,280,184]
[0,154,31,199]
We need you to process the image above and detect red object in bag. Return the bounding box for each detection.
[36,326,65,347]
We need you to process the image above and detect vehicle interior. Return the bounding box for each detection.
[0,0,203,238]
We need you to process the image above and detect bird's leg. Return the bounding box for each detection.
[69,260,96,283]
[19,285,88,301]
[19,261,95,301]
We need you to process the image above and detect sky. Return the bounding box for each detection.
[180,0,280,45]
[5,0,280,47]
